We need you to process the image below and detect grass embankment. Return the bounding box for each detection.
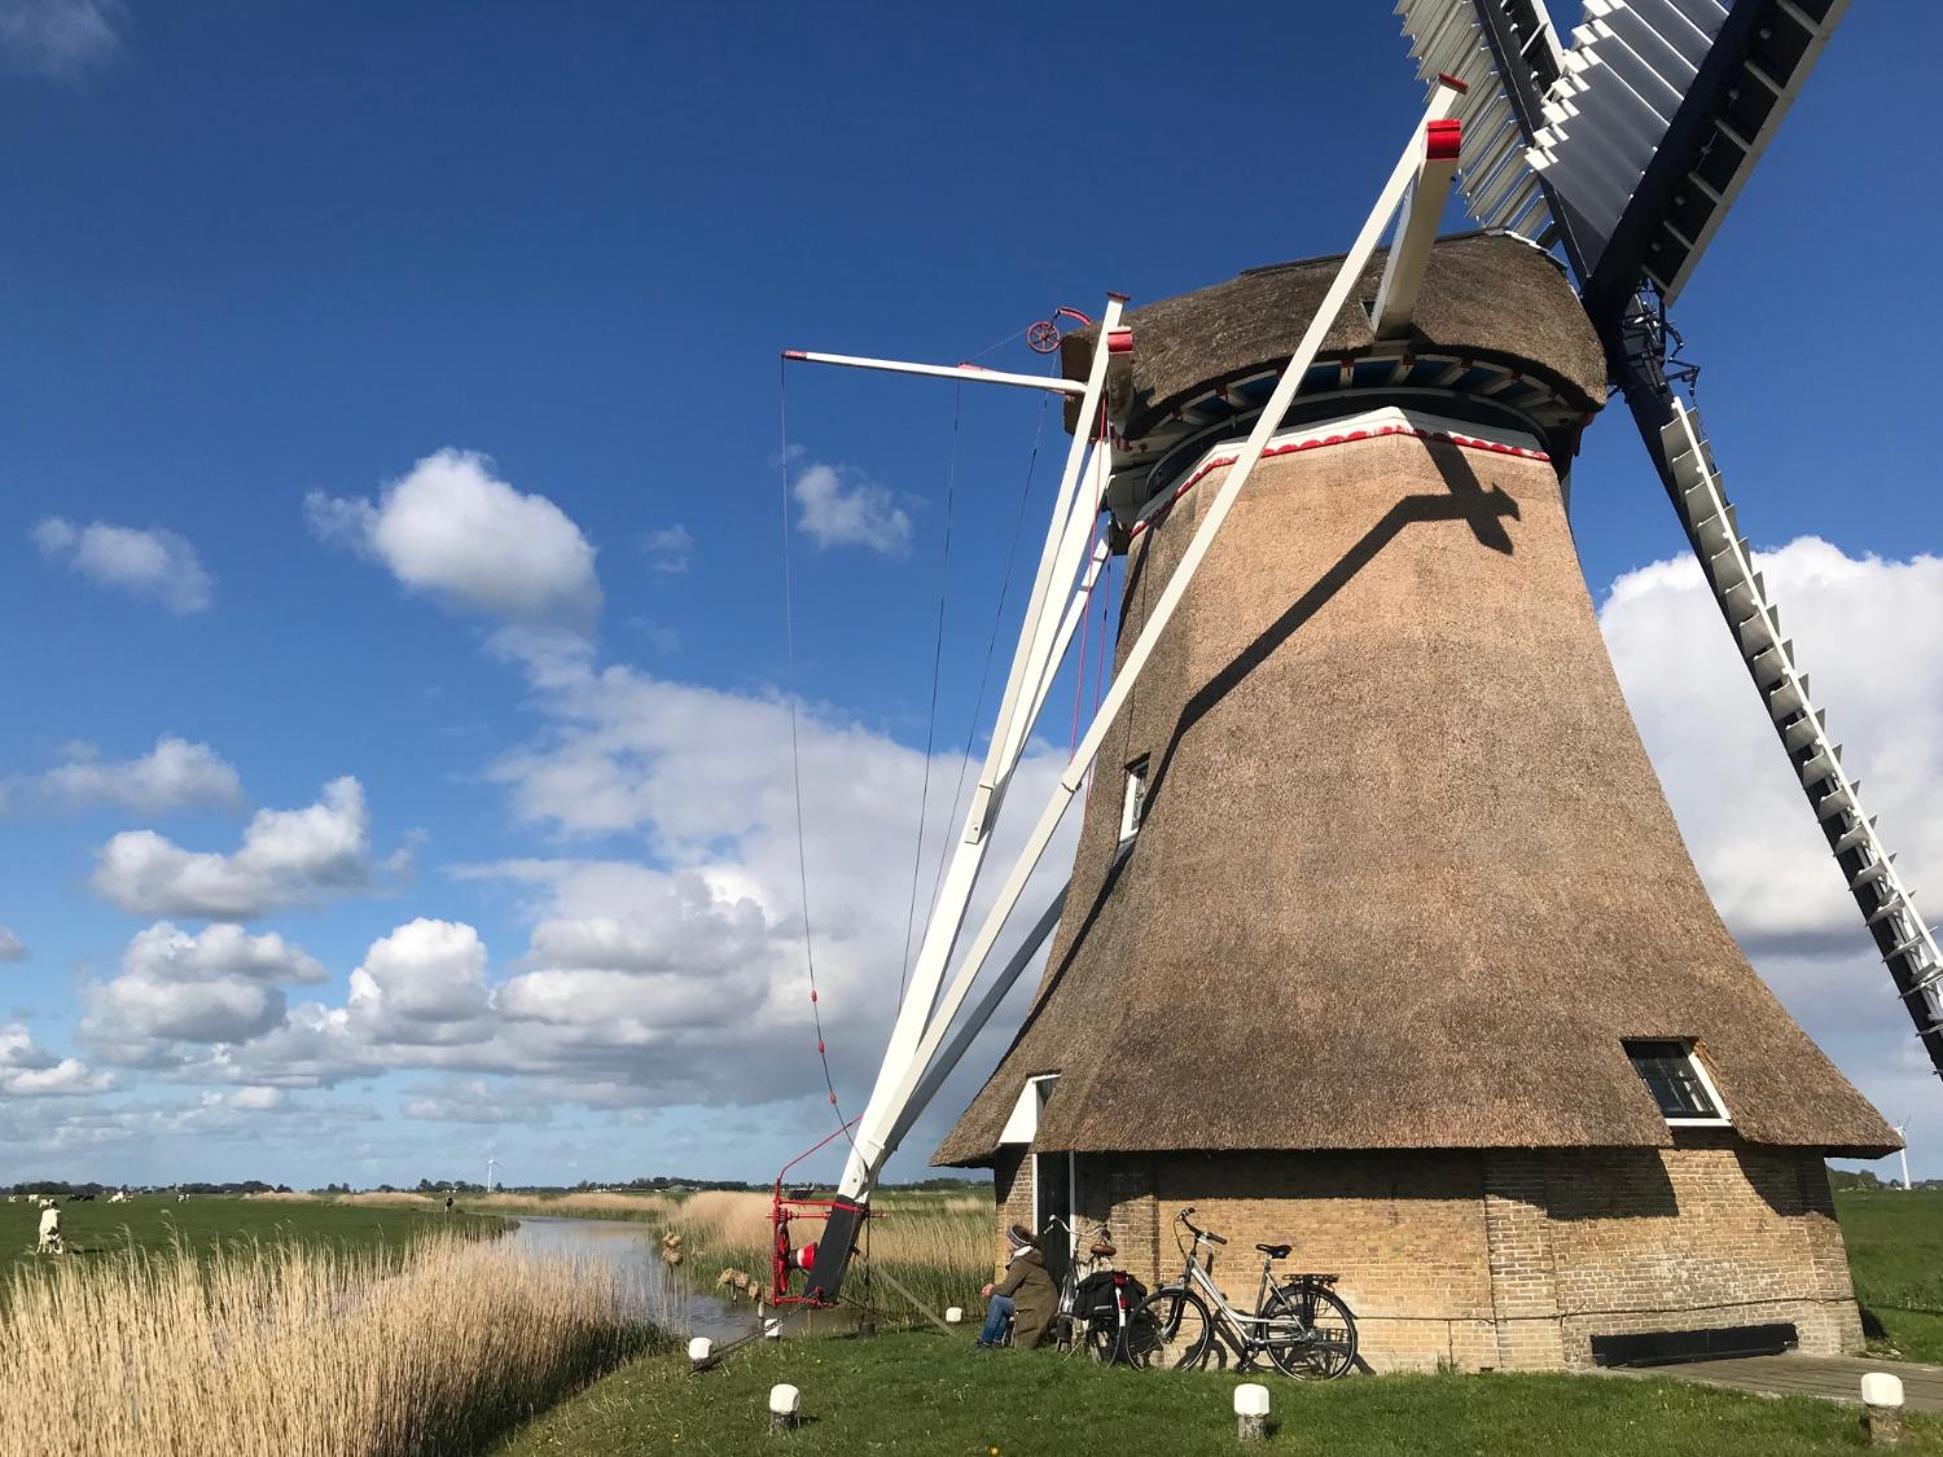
[2,1193,505,1278]
[664,1189,989,1326]
[495,1328,1942,1457]
[0,1228,658,1457]
[329,1189,676,1222]
[1835,1187,1943,1361]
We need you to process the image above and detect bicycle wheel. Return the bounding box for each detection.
[1122,1287,1214,1371]
[1262,1282,1358,1380]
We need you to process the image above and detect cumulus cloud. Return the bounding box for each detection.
[346,918,493,1043]
[643,524,694,574]
[0,0,125,78]
[307,449,601,631]
[1600,536,1943,1132]
[33,517,213,614]
[791,462,912,555]
[0,1022,112,1096]
[0,925,24,962]
[80,922,328,1055]
[5,735,242,815]
[90,776,393,920]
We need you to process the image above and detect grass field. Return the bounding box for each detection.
[492,1328,1942,1457]
[1,1194,505,1278]
[1834,1187,1943,1361]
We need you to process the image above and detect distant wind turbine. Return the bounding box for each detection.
[1894,1120,1912,1192]
[487,1156,501,1193]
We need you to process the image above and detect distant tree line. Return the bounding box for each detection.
[1828,1166,1939,1192]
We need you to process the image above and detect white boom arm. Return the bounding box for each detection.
[810,299,1126,1194]
[833,81,1467,1205]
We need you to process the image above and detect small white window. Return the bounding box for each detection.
[1119,757,1150,845]
[1624,1039,1730,1126]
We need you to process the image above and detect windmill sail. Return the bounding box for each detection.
[1398,1,1852,327]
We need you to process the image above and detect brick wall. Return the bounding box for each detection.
[992,1139,1865,1370]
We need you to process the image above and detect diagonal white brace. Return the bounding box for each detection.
[837,82,1468,1201]
[1372,113,1464,337]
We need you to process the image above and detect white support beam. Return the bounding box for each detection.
[835,297,1126,1197]
[887,883,1068,1154]
[1371,116,1462,338]
[836,84,1465,1202]
[1026,535,1114,732]
[781,349,1088,396]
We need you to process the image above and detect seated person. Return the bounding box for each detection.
[977,1223,1056,1349]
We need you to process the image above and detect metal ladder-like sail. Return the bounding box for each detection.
[1659,399,1943,1077]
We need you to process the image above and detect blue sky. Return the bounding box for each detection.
[0,2,1939,1189]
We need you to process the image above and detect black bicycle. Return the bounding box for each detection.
[1121,1208,1357,1378]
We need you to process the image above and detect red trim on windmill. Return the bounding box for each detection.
[1436,71,1470,94]
[1427,118,1462,161]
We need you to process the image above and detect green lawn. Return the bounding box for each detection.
[1835,1188,1943,1361]
[2,1194,504,1277]
[493,1329,1939,1457]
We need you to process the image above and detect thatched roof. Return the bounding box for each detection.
[935,403,1895,1165]
[1060,231,1609,443]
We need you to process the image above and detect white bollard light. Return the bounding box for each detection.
[944,1306,964,1325]
[769,1382,802,1434]
[763,1317,782,1341]
[1234,1382,1271,1442]
[1861,1372,1905,1447]
[687,1337,714,1371]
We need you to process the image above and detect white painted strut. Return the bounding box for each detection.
[782,349,1087,396]
[837,298,1126,1196]
[1371,115,1463,337]
[840,84,1467,1200]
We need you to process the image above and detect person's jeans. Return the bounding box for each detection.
[979,1293,1015,1345]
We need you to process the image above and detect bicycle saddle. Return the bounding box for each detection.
[1255,1242,1292,1259]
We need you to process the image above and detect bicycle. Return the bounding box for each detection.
[1046,1220,1137,1361]
[1121,1208,1357,1378]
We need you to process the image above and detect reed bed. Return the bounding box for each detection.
[0,1231,659,1457]
[667,1190,991,1324]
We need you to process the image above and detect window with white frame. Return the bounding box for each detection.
[1119,757,1150,845]
[1624,1039,1729,1125]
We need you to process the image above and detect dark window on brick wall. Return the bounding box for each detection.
[1624,1040,1722,1121]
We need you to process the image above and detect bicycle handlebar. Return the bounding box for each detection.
[1177,1207,1228,1245]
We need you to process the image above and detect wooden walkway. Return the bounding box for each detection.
[1614,1354,1943,1412]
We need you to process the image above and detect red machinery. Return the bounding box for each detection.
[768,1122,873,1308]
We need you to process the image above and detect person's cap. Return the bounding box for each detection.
[1006,1223,1039,1249]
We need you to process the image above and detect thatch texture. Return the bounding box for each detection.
[1060,231,1608,441]
[935,424,1896,1166]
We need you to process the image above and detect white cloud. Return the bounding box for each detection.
[307,449,601,631]
[791,462,911,555]
[644,524,694,574]
[227,1085,284,1112]
[346,918,493,1043]
[33,517,212,614]
[402,1077,551,1125]
[0,925,24,962]
[0,1023,112,1096]
[1600,536,1943,1132]
[6,735,242,815]
[122,921,327,986]
[0,0,124,78]
[90,776,392,920]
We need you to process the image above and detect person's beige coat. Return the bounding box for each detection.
[995,1246,1057,1348]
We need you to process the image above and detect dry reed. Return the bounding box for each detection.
[668,1190,991,1321]
[0,1231,656,1457]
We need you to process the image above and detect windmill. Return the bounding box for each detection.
[486,1156,500,1194]
[771,3,1911,1369]
[1893,1121,1911,1191]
